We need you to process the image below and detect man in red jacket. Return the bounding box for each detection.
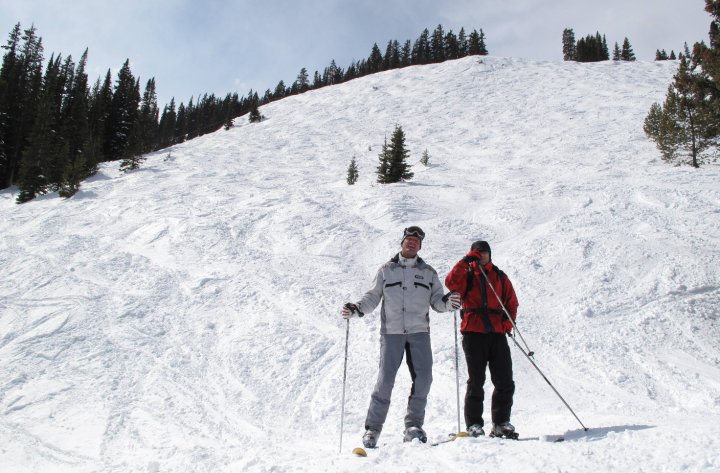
[445,240,519,438]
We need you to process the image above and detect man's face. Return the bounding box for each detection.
[401,236,421,258]
[478,251,490,265]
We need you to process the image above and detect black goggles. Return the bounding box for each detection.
[403,226,425,241]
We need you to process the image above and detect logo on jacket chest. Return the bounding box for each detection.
[414,275,424,280]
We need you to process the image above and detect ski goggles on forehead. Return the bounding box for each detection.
[403,227,425,241]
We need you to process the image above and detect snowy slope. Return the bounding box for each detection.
[1,56,719,472]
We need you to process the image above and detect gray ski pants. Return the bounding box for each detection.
[364,332,433,432]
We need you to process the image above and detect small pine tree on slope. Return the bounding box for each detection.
[377,124,413,183]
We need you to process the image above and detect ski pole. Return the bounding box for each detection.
[453,309,462,434]
[476,265,589,431]
[339,318,350,453]
[506,332,588,431]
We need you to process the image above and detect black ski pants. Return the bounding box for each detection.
[462,332,515,428]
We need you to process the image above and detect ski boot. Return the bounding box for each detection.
[362,428,380,448]
[489,421,519,439]
[467,424,485,437]
[403,426,427,443]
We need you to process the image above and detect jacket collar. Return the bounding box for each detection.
[390,253,425,267]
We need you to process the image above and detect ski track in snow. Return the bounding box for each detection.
[1,56,719,472]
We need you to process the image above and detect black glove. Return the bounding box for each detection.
[342,302,364,318]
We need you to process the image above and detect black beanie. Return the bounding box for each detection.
[470,240,491,258]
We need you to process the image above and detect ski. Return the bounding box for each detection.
[430,432,565,444]
[352,447,368,456]
[354,432,564,454]
[489,432,565,442]
[430,431,468,446]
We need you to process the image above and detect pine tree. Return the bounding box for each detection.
[58,49,93,196]
[458,28,468,57]
[1,24,44,188]
[467,29,488,56]
[346,156,359,185]
[562,28,576,61]
[430,25,445,63]
[383,40,400,69]
[613,43,621,61]
[376,136,390,183]
[594,33,604,60]
[412,29,431,64]
[444,30,460,60]
[15,53,63,202]
[368,44,384,72]
[107,59,140,161]
[157,97,176,148]
[377,124,413,183]
[184,96,197,139]
[644,0,720,167]
[420,148,430,166]
[644,57,716,167]
[400,40,412,66]
[121,76,143,169]
[295,67,309,92]
[621,38,636,61]
[601,34,609,60]
[174,102,187,142]
[138,77,159,153]
[43,55,77,189]
[273,80,286,100]
[88,69,112,162]
[0,23,22,188]
[248,93,262,123]
[58,150,85,197]
[575,32,609,62]
[325,60,340,84]
[478,29,488,55]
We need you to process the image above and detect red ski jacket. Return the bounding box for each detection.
[445,258,519,334]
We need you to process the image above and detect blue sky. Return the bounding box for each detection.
[0,0,711,108]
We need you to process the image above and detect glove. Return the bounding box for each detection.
[462,250,483,264]
[445,292,462,310]
[342,302,362,319]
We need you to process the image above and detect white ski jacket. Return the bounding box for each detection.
[356,254,450,334]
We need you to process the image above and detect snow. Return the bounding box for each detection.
[1,56,720,472]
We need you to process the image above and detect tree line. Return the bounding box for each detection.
[644,0,720,167]
[562,28,638,62]
[0,23,488,203]
[263,24,487,103]
[0,23,255,202]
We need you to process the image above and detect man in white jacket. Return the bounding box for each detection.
[342,226,461,447]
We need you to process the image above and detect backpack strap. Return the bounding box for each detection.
[492,264,507,304]
[460,264,494,330]
[463,266,474,299]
